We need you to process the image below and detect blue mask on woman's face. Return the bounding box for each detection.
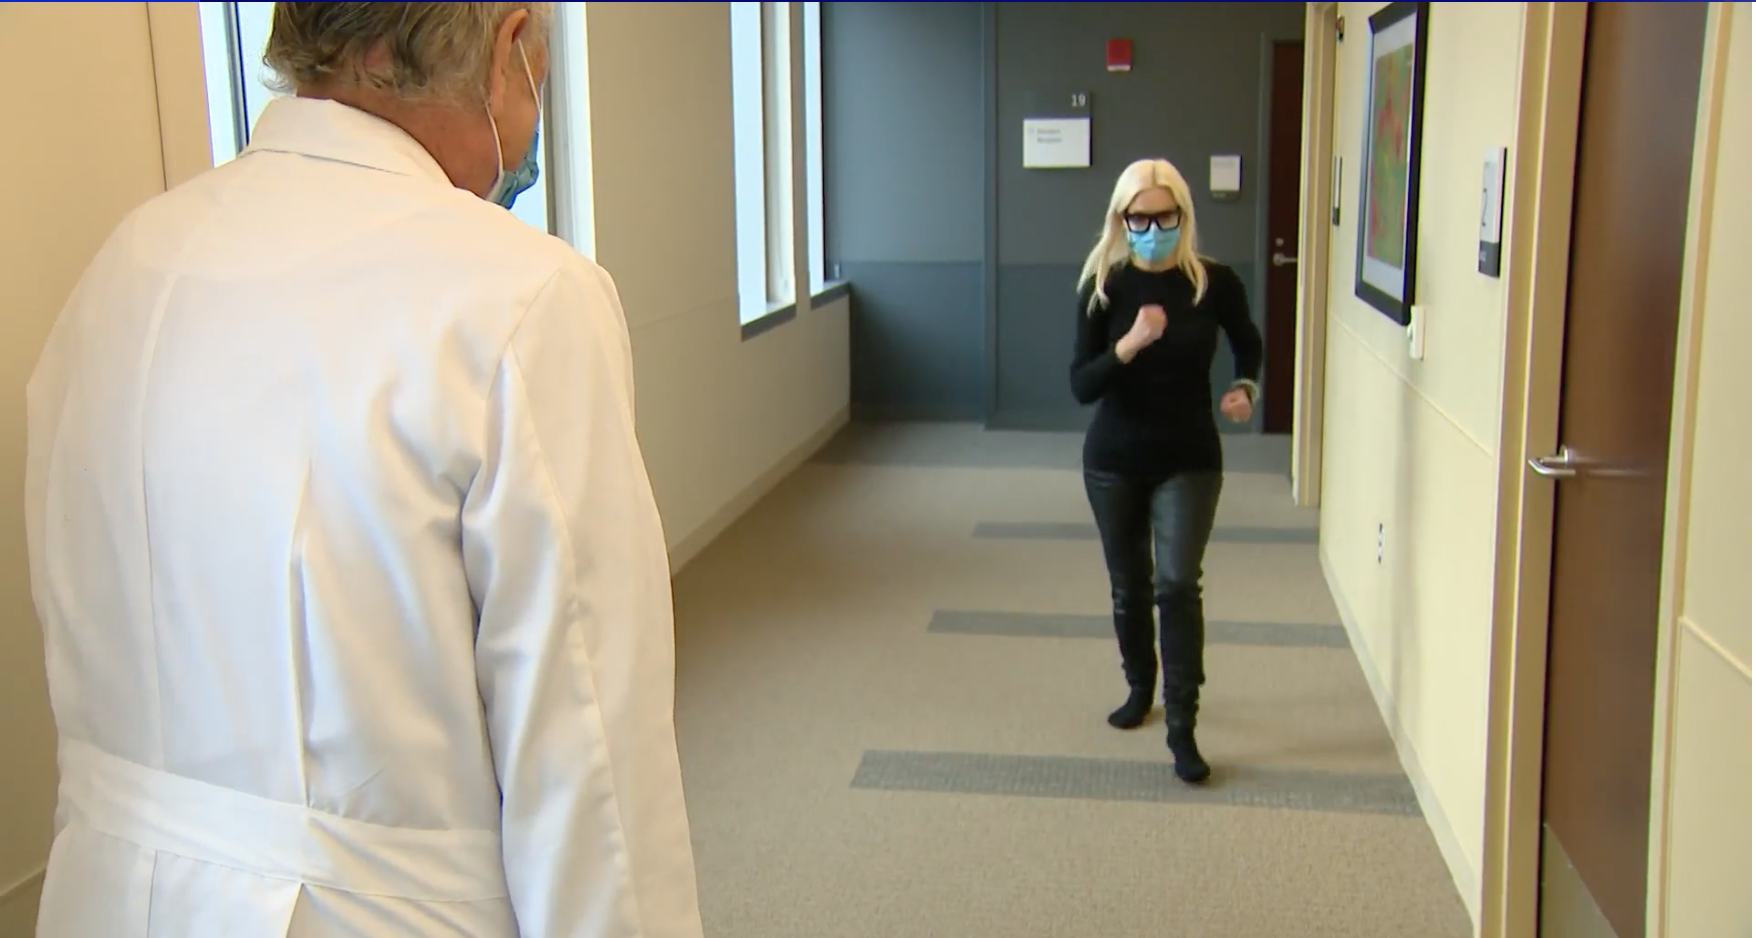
[1127,225,1181,265]
[486,42,542,210]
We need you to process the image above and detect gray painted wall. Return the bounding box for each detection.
[825,1,1306,427]
[824,1,987,421]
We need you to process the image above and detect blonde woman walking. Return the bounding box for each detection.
[1069,158,1263,783]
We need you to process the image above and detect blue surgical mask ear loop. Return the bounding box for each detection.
[485,41,542,209]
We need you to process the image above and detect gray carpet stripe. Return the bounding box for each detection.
[851,750,1420,817]
[928,610,1349,648]
[972,521,1319,544]
[810,423,1295,475]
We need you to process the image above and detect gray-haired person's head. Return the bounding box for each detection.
[263,2,554,202]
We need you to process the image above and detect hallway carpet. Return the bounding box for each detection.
[670,422,1472,938]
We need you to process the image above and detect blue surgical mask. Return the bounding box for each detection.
[486,42,542,210]
[1127,226,1182,265]
[489,123,540,210]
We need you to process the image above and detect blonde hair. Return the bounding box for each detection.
[1076,158,1208,313]
[264,2,553,104]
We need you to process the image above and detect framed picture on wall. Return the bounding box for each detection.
[1352,1,1430,325]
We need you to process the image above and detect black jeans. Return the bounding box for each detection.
[1083,469,1223,720]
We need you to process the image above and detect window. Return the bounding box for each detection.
[548,2,595,257]
[195,2,561,237]
[801,1,827,293]
[731,2,796,324]
[761,2,796,306]
[196,1,276,165]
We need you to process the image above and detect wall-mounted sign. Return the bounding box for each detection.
[1209,154,1243,201]
[1023,118,1091,169]
[1479,146,1507,277]
[1331,155,1344,226]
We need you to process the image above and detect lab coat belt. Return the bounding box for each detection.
[57,739,510,902]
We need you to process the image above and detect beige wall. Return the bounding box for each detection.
[1317,3,1526,922]
[0,5,174,933]
[582,2,850,569]
[0,3,848,933]
[1649,4,1752,935]
[1317,3,1754,934]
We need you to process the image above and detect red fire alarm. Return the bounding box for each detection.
[1106,39,1133,73]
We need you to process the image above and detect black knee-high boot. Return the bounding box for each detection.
[1159,581,1210,783]
[1107,586,1157,729]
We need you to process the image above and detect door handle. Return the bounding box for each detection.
[1272,251,1299,267]
[1527,448,1580,479]
[1527,446,1645,480]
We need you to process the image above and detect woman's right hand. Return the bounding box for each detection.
[1116,304,1167,362]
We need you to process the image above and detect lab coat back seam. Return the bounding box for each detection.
[124,199,276,776]
[128,204,215,775]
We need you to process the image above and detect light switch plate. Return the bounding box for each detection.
[1407,305,1426,360]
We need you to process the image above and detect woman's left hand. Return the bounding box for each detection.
[1220,388,1254,423]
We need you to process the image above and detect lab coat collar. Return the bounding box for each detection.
[245,96,455,188]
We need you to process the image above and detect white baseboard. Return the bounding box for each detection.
[0,866,45,936]
[667,405,850,575]
[1319,545,1483,933]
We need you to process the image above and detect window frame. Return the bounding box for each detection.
[801,1,827,296]
[731,1,796,331]
[760,1,796,308]
[547,1,596,256]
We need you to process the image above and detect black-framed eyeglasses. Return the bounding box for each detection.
[1122,211,1181,233]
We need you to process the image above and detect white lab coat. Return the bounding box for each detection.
[24,97,704,938]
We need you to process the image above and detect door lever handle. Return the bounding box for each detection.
[1527,446,1644,480]
[1527,447,1581,479]
[1272,251,1299,267]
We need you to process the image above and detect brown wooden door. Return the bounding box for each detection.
[1535,4,1706,936]
[1262,40,1304,436]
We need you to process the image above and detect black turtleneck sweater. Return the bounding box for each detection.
[1070,260,1264,478]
